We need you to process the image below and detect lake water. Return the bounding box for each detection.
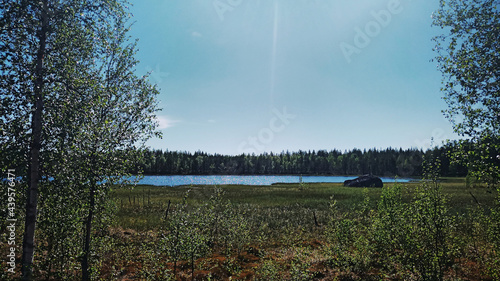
[132,175,411,186]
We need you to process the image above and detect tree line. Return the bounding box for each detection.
[136,145,468,177]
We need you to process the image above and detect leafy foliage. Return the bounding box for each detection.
[327,164,455,280]
[161,187,252,279]
[0,0,160,278]
[79,179,500,280]
[433,0,500,188]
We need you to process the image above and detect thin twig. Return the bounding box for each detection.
[469,191,481,206]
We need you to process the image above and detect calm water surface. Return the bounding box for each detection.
[132,175,411,186]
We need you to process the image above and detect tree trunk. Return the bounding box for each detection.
[82,182,96,281]
[191,252,195,281]
[165,200,171,220]
[22,1,48,279]
[313,211,320,227]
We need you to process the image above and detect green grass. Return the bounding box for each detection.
[111,179,497,231]
[4,178,497,280]
[102,178,500,280]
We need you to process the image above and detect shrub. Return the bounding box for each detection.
[372,183,415,272]
[255,259,283,281]
[325,194,375,275]
[408,180,453,281]
[162,190,210,278]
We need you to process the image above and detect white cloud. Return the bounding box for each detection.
[191,31,202,38]
[156,116,180,129]
[208,119,216,123]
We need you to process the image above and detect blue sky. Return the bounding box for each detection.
[127,0,458,155]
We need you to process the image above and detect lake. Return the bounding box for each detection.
[131,175,411,186]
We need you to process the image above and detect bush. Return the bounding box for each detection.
[326,176,455,280]
[325,194,375,275]
[408,181,453,281]
[372,183,415,271]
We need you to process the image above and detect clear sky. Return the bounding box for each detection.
[127,0,458,155]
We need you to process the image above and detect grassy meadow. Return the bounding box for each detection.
[100,178,500,280]
[113,179,495,230]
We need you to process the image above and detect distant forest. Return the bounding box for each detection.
[134,145,468,177]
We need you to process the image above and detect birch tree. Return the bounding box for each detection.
[433,0,500,188]
[0,1,160,279]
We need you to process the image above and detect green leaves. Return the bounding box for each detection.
[161,187,251,279]
[433,0,499,190]
[1,0,160,278]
